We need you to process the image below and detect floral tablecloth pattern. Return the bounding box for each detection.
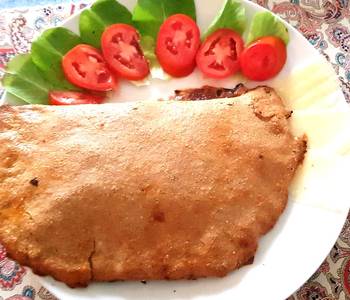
[0,1,349,299]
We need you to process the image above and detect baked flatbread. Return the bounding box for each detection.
[0,87,306,287]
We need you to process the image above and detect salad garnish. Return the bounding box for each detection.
[2,0,290,105]
[132,0,196,40]
[156,14,200,77]
[3,54,52,104]
[62,44,116,91]
[196,29,244,79]
[101,24,150,81]
[133,0,196,78]
[246,11,289,45]
[31,27,82,90]
[240,36,287,81]
[49,91,106,105]
[80,0,133,48]
[203,0,246,39]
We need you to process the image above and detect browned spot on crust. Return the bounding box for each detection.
[30,178,39,187]
[153,210,165,223]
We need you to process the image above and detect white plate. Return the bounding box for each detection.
[3,0,350,299]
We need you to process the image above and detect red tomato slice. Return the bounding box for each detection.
[62,44,116,91]
[196,29,244,79]
[240,36,287,81]
[102,24,150,81]
[49,91,105,105]
[156,14,200,77]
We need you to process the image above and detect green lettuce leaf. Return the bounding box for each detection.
[3,54,52,104]
[247,11,289,45]
[132,0,196,40]
[3,93,28,106]
[79,0,133,48]
[203,0,246,39]
[31,27,82,90]
[140,36,157,69]
[140,36,170,80]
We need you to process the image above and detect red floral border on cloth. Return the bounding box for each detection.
[0,1,349,299]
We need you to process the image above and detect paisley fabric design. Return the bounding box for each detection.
[0,1,349,299]
[309,259,330,281]
[3,286,35,300]
[0,0,83,9]
[296,282,331,300]
[342,258,350,297]
[36,288,58,300]
[0,246,26,291]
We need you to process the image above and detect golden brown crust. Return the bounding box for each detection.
[0,87,306,287]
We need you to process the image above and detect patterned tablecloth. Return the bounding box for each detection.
[0,0,349,299]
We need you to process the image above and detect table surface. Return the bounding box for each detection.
[0,1,349,299]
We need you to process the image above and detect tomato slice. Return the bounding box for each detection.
[102,24,150,81]
[196,29,244,79]
[156,14,200,77]
[49,91,105,105]
[62,44,116,91]
[240,36,287,81]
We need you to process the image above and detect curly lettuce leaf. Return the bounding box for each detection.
[247,11,289,45]
[203,0,246,39]
[3,54,52,104]
[132,0,196,40]
[79,0,133,48]
[31,27,82,90]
